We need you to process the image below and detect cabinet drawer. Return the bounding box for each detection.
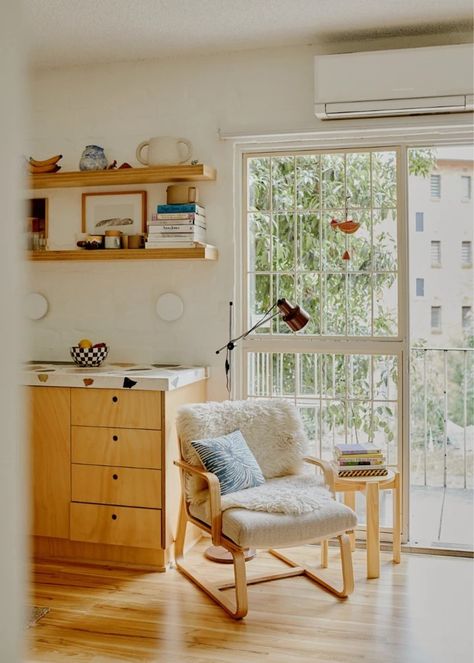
[72,464,161,508]
[72,426,162,469]
[71,388,161,430]
[70,502,161,549]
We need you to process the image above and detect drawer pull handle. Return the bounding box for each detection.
[112,396,118,403]
[112,514,118,520]
[112,435,118,442]
[112,474,118,480]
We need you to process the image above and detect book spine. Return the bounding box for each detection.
[338,460,385,466]
[147,225,206,233]
[152,212,206,221]
[156,204,205,214]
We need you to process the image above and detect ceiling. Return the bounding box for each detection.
[25,0,473,69]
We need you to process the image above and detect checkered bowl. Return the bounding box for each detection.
[70,345,108,367]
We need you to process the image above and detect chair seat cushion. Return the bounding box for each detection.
[189,497,357,549]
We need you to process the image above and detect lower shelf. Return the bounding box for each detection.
[27,245,218,261]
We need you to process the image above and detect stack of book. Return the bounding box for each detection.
[145,203,206,249]
[333,443,388,478]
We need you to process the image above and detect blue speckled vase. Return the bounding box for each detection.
[79,145,108,171]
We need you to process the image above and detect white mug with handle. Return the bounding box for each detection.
[136,136,193,166]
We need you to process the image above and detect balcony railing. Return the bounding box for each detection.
[410,347,474,490]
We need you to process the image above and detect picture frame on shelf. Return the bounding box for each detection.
[81,190,146,235]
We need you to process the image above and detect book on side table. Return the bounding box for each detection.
[333,443,388,477]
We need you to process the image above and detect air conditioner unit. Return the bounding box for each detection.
[314,44,474,120]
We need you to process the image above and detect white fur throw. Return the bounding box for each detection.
[220,474,332,515]
[176,399,309,500]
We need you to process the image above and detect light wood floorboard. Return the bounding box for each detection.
[27,541,473,663]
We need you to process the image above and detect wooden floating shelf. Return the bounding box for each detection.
[30,164,216,189]
[27,245,218,261]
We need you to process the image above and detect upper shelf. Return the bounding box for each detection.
[29,164,217,189]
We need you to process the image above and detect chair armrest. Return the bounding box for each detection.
[303,456,336,493]
[174,459,222,544]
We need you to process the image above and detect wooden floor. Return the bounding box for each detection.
[27,540,473,663]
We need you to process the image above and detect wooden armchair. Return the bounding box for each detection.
[174,399,356,619]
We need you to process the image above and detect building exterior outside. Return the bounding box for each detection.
[409,147,473,347]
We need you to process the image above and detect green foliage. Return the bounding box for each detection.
[407,148,436,177]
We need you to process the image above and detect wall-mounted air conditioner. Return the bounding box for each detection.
[314,44,474,120]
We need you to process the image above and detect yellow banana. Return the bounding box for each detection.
[29,154,62,167]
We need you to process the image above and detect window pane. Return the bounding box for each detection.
[324,274,347,335]
[248,213,270,271]
[248,274,271,330]
[322,211,347,271]
[462,306,472,331]
[297,273,321,335]
[296,155,320,209]
[372,151,397,207]
[297,213,320,271]
[415,212,424,232]
[321,153,346,209]
[346,152,371,207]
[431,306,441,330]
[272,274,295,333]
[272,214,295,271]
[347,273,372,336]
[373,273,398,336]
[248,157,271,211]
[416,278,424,297]
[346,210,371,272]
[272,156,295,211]
[373,208,397,271]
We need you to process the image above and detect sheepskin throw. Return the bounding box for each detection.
[191,430,265,495]
[176,398,309,501]
[220,474,332,515]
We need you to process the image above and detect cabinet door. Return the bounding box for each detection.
[29,387,70,538]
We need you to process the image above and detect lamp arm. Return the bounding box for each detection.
[215,302,279,354]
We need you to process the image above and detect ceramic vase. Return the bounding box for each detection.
[79,145,108,171]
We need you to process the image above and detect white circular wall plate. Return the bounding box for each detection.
[156,293,184,322]
[25,292,49,320]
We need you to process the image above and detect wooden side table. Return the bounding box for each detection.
[328,469,401,579]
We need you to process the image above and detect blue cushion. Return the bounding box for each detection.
[191,429,265,495]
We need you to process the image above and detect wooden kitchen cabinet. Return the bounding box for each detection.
[29,379,206,570]
[28,386,70,539]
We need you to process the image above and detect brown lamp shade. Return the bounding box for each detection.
[276,298,310,332]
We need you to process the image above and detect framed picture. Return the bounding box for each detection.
[82,191,147,235]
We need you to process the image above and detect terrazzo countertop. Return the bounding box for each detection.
[23,362,209,391]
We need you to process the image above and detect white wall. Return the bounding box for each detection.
[27,35,473,399]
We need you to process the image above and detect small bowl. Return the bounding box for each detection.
[70,345,108,367]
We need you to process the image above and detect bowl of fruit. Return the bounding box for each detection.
[70,339,108,367]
